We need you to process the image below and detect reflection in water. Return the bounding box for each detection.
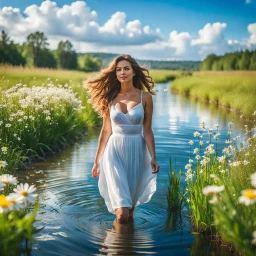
[100,220,155,255]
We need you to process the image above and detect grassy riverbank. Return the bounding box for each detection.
[168,118,256,255]
[171,71,256,118]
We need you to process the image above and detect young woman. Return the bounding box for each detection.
[85,54,160,224]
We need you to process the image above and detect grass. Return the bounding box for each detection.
[181,118,256,255]
[171,71,256,118]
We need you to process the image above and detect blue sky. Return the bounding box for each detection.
[0,0,256,60]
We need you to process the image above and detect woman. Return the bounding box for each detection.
[84,54,160,224]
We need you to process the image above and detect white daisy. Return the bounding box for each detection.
[0,160,7,168]
[6,193,25,210]
[0,174,18,185]
[14,183,38,204]
[238,189,256,206]
[202,185,224,196]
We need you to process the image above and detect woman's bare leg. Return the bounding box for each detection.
[115,207,129,224]
[128,207,135,220]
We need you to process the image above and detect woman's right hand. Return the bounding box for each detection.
[91,162,100,178]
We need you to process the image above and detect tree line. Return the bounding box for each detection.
[0,30,102,72]
[201,50,256,71]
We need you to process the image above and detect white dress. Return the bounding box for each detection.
[98,90,157,214]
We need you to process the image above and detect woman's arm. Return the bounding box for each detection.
[93,110,112,165]
[143,92,160,174]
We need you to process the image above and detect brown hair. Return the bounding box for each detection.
[84,54,155,118]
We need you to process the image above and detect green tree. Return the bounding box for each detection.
[78,54,102,72]
[56,40,77,69]
[200,54,219,70]
[26,31,56,68]
[237,50,251,70]
[0,30,26,66]
[249,51,256,70]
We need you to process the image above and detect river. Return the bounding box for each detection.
[16,81,246,255]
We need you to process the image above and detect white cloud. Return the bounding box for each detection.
[0,1,255,60]
[191,22,227,45]
[0,0,160,45]
[248,23,256,44]
[168,30,192,55]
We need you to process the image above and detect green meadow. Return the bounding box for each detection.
[171,71,256,118]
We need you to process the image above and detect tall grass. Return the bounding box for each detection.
[171,71,256,118]
[183,115,256,255]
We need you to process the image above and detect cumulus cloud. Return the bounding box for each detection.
[0,0,160,45]
[191,22,227,45]
[248,23,256,44]
[0,1,255,60]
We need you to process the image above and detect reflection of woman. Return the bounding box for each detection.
[85,54,160,223]
[100,220,135,255]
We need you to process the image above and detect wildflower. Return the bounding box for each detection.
[210,174,220,182]
[201,122,206,129]
[185,164,192,169]
[185,173,194,181]
[208,129,213,135]
[252,231,256,245]
[238,189,256,206]
[199,141,203,146]
[186,169,192,175]
[46,116,51,121]
[214,124,219,128]
[193,131,201,137]
[0,160,7,168]
[243,160,249,165]
[199,169,203,174]
[193,148,199,154]
[0,182,5,191]
[230,161,241,167]
[203,185,224,196]
[1,147,7,153]
[189,159,193,163]
[251,173,256,187]
[0,194,12,213]
[188,140,194,145]
[217,156,226,164]
[225,139,231,144]
[209,196,218,204]
[6,193,24,210]
[213,133,220,140]
[14,183,38,204]
[195,155,201,160]
[219,169,226,174]
[5,123,11,128]
[0,174,17,185]
[228,122,234,127]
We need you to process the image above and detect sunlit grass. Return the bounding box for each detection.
[181,117,256,255]
[171,71,256,117]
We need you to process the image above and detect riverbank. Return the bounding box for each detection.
[171,71,256,118]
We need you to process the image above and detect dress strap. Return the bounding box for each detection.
[140,90,143,103]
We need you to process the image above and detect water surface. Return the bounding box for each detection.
[17,81,246,255]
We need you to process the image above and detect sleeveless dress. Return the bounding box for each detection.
[98,90,157,214]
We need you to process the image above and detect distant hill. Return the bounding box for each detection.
[78,52,200,71]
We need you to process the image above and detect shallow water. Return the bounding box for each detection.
[16,81,247,255]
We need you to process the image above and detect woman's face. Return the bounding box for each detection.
[116,60,135,84]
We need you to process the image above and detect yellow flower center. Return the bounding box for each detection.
[21,191,28,196]
[0,161,4,166]
[243,189,256,200]
[0,194,11,208]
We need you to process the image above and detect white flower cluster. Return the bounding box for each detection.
[0,173,38,213]
[3,84,83,111]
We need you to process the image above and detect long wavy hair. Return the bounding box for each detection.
[84,54,155,118]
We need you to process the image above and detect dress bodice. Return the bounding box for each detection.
[110,91,144,135]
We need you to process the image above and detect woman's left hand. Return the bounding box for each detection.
[150,159,160,174]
